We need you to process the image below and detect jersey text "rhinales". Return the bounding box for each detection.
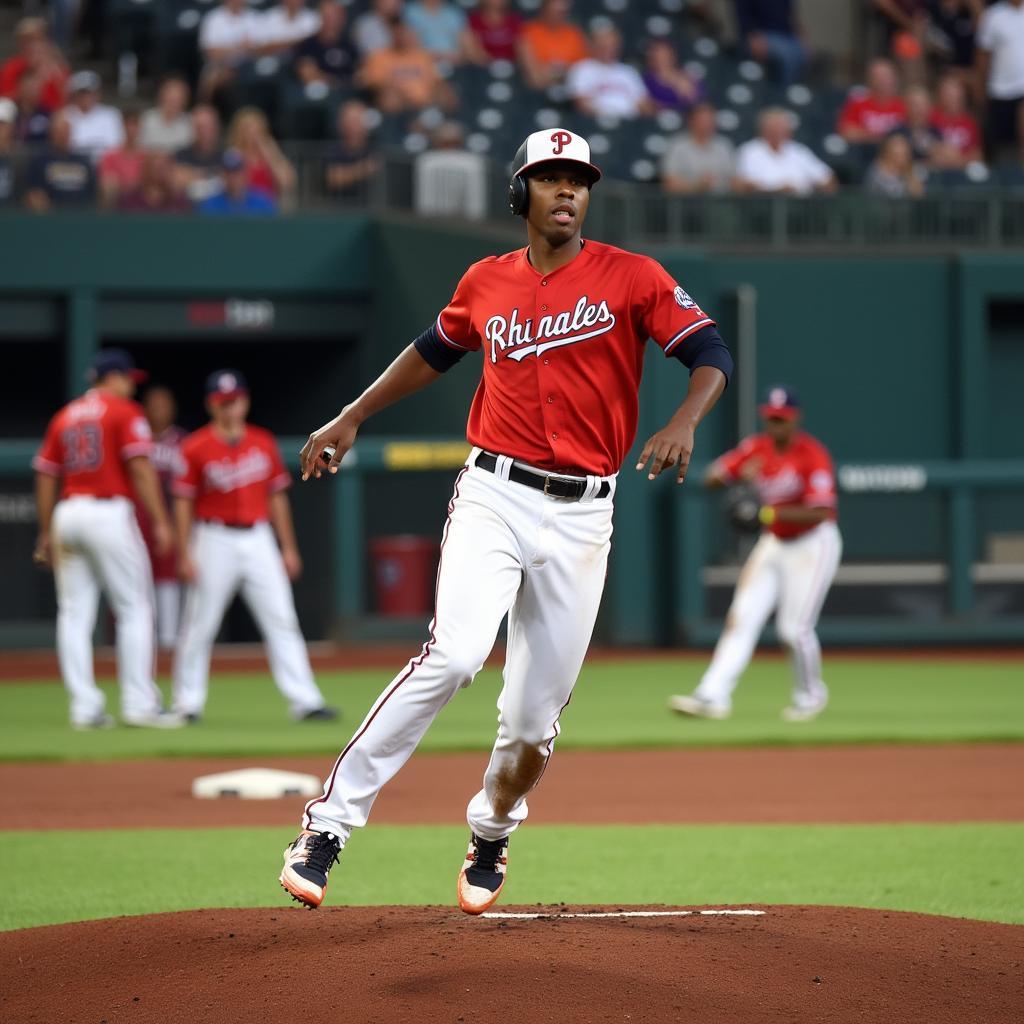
[485,296,616,364]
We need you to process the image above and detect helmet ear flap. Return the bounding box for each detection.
[508,172,528,217]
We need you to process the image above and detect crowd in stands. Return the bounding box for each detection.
[0,0,1022,215]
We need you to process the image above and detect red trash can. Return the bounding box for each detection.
[369,535,438,616]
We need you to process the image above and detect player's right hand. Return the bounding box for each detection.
[32,533,52,569]
[299,409,360,481]
[178,552,197,583]
[153,520,174,558]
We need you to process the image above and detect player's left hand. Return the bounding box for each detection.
[32,533,52,569]
[636,421,695,483]
[281,547,303,580]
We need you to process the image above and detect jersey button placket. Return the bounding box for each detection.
[536,283,561,460]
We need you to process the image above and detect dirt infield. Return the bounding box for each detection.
[1,905,1020,1023]
[3,744,1022,830]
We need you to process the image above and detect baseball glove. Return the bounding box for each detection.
[724,483,762,534]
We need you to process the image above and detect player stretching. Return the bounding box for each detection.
[280,129,733,914]
[32,349,183,730]
[669,386,841,722]
[171,370,337,724]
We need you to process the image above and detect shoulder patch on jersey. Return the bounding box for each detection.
[810,469,834,492]
[130,417,152,440]
[674,286,697,310]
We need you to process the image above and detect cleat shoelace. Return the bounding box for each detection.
[471,836,506,873]
[302,832,341,875]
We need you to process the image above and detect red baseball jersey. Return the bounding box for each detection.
[435,239,716,476]
[172,424,290,526]
[33,389,153,499]
[136,425,187,579]
[929,110,980,156]
[717,431,837,540]
[837,94,907,139]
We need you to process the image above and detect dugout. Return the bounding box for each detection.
[0,212,1021,647]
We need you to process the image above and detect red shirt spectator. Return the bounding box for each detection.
[837,58,907,143]
[929,76,982,159]
[174,423,291,526]
[33,388,153,500]
[716,430,837,541]
[0,18,68,113]
[469,0,522,61]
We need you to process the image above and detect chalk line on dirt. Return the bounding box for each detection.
[480,909,768,920]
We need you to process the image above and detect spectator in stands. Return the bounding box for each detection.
[468,0,523,63]
[226,107,297,202]
[405,0,482,65]
[325,99,380,200]
[930,74,983,164]
[567,23,650,120]
[174,104,225,204]
[200,148,278,214]
[518,0,588,91]
[294,1,358,89]
[975,0,1024,161]
[358,20,455,113]
[24,109,96,211]
[63,70,124,162]
[735,106,836,194]
[733,0,807,87]
[139,76,194,154]
[117,152,192,213]
[353,0,404,57]
[899,84,942,163]
[928,1,983,81]
[865,131,925,196]
[13,73,52,145]
[414,120,487,218]
[99,108,145,208]
[0,18,68,114]
[661,101,736,194]
[643,39,706,113]
[871,0,929,80]
[837,58,907,144]
[198,0,263,104]
[259,0,322,55]
[0,98,16,206]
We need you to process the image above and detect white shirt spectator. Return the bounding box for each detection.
[258,5,321,48]
[567,58,648,120]
[352,12,392,55]
[139,109,194,153]
[735,138,832,195]
[200,6,264,55]
[977,1,1024,99]
[65,103,125,162]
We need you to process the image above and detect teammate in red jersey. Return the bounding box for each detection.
[670,385,842,722]
[279,128,733,914]
[171,369,336,724]
[136,386,187,650]
[32,348,183,730]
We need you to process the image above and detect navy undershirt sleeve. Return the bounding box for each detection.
[671,324,733,386]
[413,322,467,373]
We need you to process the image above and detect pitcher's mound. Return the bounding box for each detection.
[2,905,1020,1023]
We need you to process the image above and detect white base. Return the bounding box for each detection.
[191,767,322,800]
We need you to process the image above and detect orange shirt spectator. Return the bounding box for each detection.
[359,22,447,112]
[519,0,588,90]
[0,18,68,113]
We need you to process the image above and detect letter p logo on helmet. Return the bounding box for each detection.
[550,131,572,155]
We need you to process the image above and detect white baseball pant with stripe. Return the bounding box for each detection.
[694,520,842,710]
[303,452,615,845]
[51,495,163,724]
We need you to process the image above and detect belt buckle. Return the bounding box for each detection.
[543,475,556,497]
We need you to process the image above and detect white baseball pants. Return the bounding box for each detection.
[695,520,842,710]
[172,521,326,717]
[51,495,162,723]
[304,454,615,843]
[154,581,181,650]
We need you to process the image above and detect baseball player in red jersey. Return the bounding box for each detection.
[279,128,733,914]
[32,348,184,730]
[171,369,336,723]
[669,385,841,722]
[137,386,187,650]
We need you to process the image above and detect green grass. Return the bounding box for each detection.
[0,657,1021,761]
[1,823,1021,931]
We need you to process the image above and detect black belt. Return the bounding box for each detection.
[474,452,611,501]
[198,518,255,530]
